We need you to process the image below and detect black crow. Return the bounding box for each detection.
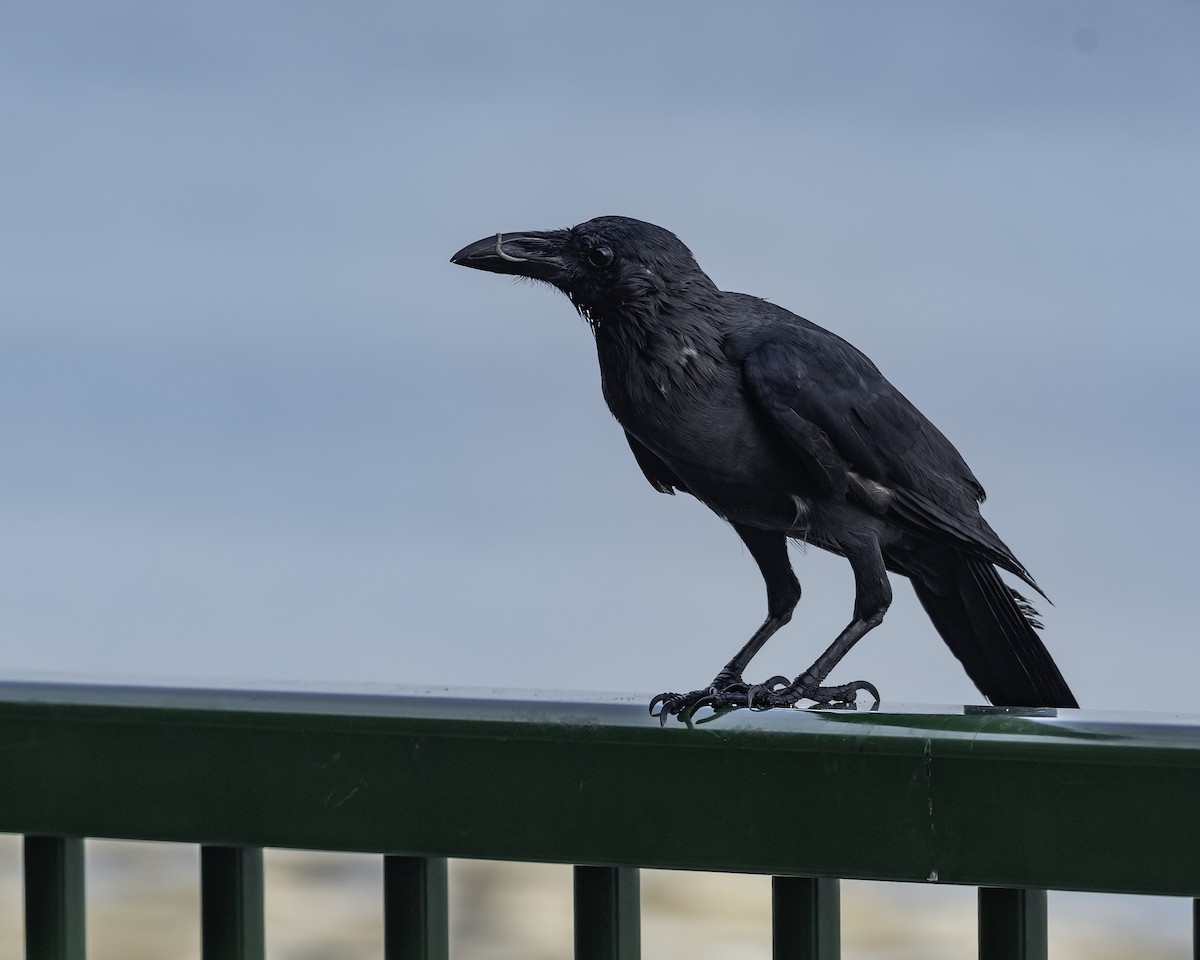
[451,216,1077,720]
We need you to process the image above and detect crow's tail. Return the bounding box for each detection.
[910,555,1077,708]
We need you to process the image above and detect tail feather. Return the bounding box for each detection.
[911,555,1077,708]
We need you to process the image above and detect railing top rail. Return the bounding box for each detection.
[2,677,1198,740]
[2,680,1198,897]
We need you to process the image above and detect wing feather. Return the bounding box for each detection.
[740,327,1040,593]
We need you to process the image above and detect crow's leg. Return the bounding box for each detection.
[650,526,799,723]
[758,532,890,708]
[651,531,889,721]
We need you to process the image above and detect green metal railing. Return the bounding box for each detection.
[2,680,1199,959]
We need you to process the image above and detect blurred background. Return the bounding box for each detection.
[0,837,1188,960]
[3,0,1199,706]
[2,1,1198,955]
[0,838,1185,960]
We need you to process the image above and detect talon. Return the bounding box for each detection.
[792,678,882,708]
[746,684,768,708]
[694,702,741,724]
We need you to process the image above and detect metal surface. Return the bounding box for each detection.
[574,865,640,960]
[773,876,840,960]
[23,835,85,960]
[978,887,1047,960]
[200,845,265,960]
[3,681,1200,895]
[384,856,449,960]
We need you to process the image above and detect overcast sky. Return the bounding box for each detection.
[2,1,1198,711]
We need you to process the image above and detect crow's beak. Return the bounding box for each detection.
[450,229,570,284]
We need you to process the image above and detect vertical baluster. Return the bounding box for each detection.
[200,845,265,960]
[384,856,449,960]
[24,835,85,960]
[574,865,640,960]
[773,875,840,960]
[978,887,1047,960]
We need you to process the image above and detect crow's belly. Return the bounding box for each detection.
[604,370,825,530]
[636,419,817,530]
[638,418,894,554]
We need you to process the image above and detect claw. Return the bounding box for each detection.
[829,679,880,705]
[648,692,675,717]
[693,702,741,724]
[746,684,768,708]
[798,678,882,709]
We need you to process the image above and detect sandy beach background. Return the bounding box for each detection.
[0,834,1188,959]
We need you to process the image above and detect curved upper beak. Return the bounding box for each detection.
[450,229,570,283]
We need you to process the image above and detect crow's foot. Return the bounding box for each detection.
[753,677,881,709]
[649,675,880,724]
[649,674,750,726]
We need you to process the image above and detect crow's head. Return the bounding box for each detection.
[451,215,716,324]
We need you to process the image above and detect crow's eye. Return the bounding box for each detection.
[588,245,614,268]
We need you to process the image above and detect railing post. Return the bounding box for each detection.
[201,845,265,960]
[978,887,1047,960]
[574,865,640,960]
[384,855,449,960]
[24,835,85,960]
[773,875,840,960]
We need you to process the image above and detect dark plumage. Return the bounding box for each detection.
[451,216,1077,719]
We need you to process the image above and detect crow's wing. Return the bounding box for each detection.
[740,326,1040,592]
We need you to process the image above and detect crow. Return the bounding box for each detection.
[451,216,1077,720]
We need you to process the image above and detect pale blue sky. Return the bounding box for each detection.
[2,1,1198,709]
